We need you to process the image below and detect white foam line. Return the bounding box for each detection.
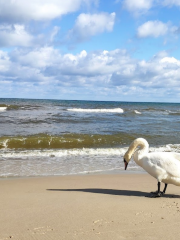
[67,108,124,113]
[0,148,127,158]
[0,107,7,111]
[1,144,180,158]
[134,110,141,114]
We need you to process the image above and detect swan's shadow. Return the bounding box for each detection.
[47,188,180,198]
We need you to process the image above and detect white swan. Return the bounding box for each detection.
[123,138,180,197]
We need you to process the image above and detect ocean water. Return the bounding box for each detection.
[0,98,180,178]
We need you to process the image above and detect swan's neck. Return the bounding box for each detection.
[126,138,149,164]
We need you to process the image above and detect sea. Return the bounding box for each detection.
[0,98,180,178]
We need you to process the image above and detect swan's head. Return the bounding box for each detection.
[123,137,149,170]
[123,152,131,170]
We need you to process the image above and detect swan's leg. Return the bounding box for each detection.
[151,182,161,194]
[150,182,163,198]
[163,183,168,193]
[151,183,167,195]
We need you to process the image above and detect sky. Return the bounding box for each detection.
[0,0,180,102]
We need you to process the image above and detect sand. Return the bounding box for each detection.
[0,173,180,240]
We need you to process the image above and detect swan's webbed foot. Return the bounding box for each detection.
[150,190,164,195]
[149,191,164,198]
[146,182,167,198]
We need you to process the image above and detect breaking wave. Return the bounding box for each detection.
[67,108,124,113]
[0,133,134,150]
[0,107,7,111]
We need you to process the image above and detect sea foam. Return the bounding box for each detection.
[0,107,7,111]
[67,108,124,113]
[1,144,179,159]
[134,110,141,114]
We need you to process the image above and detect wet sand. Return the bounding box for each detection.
[0,173,180,240]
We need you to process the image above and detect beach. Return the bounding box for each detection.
[1,173,180,240]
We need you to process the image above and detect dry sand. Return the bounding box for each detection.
[0,173,180,240]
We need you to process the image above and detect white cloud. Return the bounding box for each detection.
[0,0,97,22]
[68,12,115,42]
[137,21,177,38]
[163,0,180,6]
[123,0,154,15]
[160,56,180,65]
[0,23,62,47]
[111,51,180,91]
[0,0,99,47]
[49,26,60,42]
[0,24,33,47]
[11,47,60,68]
[1,47,180,101]
[0,50,10,72]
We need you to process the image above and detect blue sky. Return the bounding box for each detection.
[0,0,180,102]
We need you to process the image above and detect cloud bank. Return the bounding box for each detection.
[1,48,180,100]
[0,0,180,101]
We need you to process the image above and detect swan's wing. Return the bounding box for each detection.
[171,153,180,161]
[148,152,180,178]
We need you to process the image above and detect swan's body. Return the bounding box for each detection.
[124,138,180,197]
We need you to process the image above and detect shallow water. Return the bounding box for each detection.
[0,98,180,177]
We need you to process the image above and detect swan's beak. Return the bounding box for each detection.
[124,158,128,170]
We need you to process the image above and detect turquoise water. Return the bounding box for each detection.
[0,98,180,177]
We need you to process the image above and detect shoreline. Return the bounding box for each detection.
[1,173,180,239]
[0,169,146,181]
